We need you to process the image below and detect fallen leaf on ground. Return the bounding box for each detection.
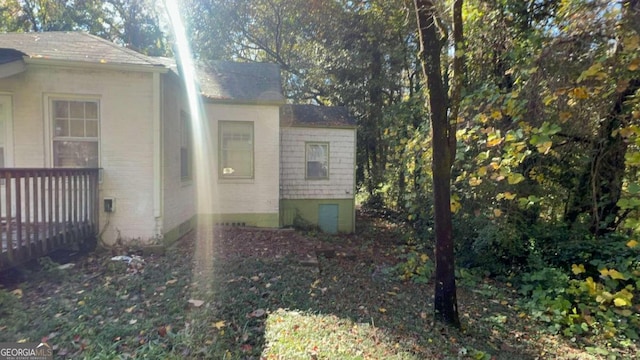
[212,320,226,330]
[188,299,205,307]
[249,308,266,318]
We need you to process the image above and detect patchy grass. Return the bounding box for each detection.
[0,213,637,359]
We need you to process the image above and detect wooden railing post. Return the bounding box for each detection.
[1,168,99,269]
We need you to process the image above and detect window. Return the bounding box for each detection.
[0,95,12,168]
[180,111,192,180]
[306,142,329,179]
[0,101,5,168]
[52,99,99,168]
[219,121,254,179]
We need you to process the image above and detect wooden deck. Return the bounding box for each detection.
[0,168,99,269]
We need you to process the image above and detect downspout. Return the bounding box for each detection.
[152,71,163,240]
[353,128,357,233]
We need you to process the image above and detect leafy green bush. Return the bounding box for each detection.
[393,243,434,284]
[517,242,640,343]
[454,214,535,276]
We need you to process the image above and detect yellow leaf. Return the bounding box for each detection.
[450,198,461,213]
[477,166,487,176]
[626,239,638,248]
[212,320,226,330]
[608,269,627,280]
[166,279,178,285]
[600,268,610,277]
[420,254,429,262]
[572,264,586,275]
[569,87,589,99]
[503,192,516,200]
[518,312,527,318]
[78,300,85,306]
[493,208,502,217]
[487,137,503,148]
[469,177,483,186]
[507,172,525,185]
[585,277,597,294]
[559,112,572,122]
[491,110,502,119]
[629,58,640,71]
[125,306,136,313]
[378,308,387,313]
[11,289,23,298]
[613,298,630,307]
[625,35,640,51]
[536,141,552,154]
[581,63,603,79]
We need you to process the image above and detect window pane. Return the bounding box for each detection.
[55,120,69,137]
[85,102,98,119]
[220,122,253,178]
[70,119,85,137]
[54,101,68,118]
[307,143,328,179]
[86,120,98,137]
[222,150,252,177]
[307,161,327,178]
[70,101,85,118]
[53,141,98,168]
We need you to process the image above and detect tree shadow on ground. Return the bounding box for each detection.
[189,221,585,360]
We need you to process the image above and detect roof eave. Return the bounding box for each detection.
[201,95,285,106]
[24,57,169,73]
[0,58,26,79]
[284,123,357,129]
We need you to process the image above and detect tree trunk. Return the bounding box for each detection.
[414,0,460,328]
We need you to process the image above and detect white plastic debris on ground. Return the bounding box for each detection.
[111,255,145,274]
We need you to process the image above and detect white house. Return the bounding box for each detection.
[280,105,357,233]
[0,32,356,262]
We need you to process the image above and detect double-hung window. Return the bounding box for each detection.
[52,99,99,168]
[219,121,254,179]
[180,111,192,180]
[306,142,329,179]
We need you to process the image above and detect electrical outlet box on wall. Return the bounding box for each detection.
[104,197,115,213]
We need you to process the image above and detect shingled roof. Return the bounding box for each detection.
[0,32,284,102]
[280,104,356,128]
[196,61,284,103]
[0,32,164,68]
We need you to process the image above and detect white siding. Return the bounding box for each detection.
[280,127,355,199]
[0,64,158,244]
[203,104,280,215]
[161,75,196,237]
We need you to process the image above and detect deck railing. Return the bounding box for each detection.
[0,168,99,269]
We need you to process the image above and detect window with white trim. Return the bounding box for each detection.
[52,99,99,168]
[306,142,329,179]
[219,121,254,179]
[0,101,6,168]
[180,111,192,180]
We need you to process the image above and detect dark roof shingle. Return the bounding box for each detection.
[0,32,164,67]
[196,61,284,103]
[280,104,356,128]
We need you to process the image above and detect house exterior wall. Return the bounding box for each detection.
[0,64,158,244]
[201,103,280,227]
[280,126,356,232]
[280,127,356,199]
[161,74,196,244]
